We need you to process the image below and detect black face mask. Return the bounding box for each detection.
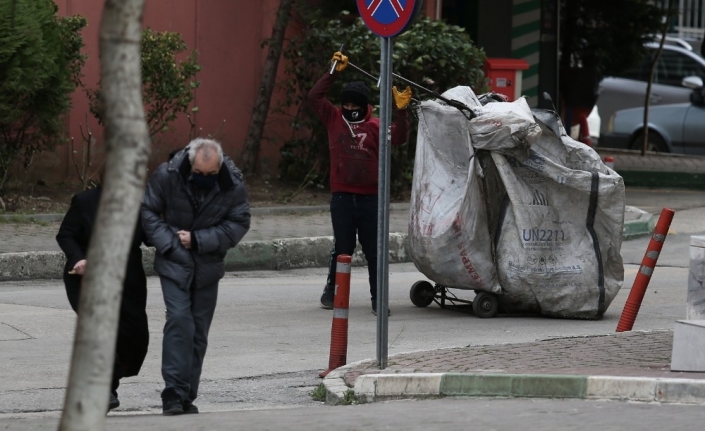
[190,172,218,191]
[342,107,366,122]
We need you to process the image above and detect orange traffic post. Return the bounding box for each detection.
[616,208,675,332]
[319,254,352,378]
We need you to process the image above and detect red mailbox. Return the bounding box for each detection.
[484,58,529,102]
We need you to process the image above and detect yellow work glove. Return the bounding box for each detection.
[392,86,412,109]
[331,51,348,73]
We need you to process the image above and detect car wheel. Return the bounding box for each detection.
[630,131,668,153]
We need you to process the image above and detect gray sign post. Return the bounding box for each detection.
[356,0,423,370]
[376,37,392,368]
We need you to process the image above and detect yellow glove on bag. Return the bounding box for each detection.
[392,86,412,109]
[331,51,348,72]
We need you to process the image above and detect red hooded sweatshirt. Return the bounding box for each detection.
[308,72,410,195]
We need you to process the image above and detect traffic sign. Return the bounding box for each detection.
[355,0,424,371]
[356,0,422,38]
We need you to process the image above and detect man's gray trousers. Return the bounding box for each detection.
[160,276,219,402]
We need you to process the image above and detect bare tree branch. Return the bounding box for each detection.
[642,0,675,156]
[241,0,295,174]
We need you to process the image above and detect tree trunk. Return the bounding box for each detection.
[241,0,295,174]
[58,1,150,430]
[642,0,674,156]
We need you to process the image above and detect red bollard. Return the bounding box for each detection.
[616,208,675,332]
[319,254,352,378]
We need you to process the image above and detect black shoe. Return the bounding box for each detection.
[182,400,199,414]
[108,391,120,411]
[162,389,184,416]
[372,300,391,316]
[320,285,334,309]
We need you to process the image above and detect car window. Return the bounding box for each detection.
[621,59,648,81]
[617,50,669,83]
[659,50,705,86]
[615,47,705,86]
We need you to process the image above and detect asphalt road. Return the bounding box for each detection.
[0,188,703,422]
[1,397,703,431]
[0,261,697,414]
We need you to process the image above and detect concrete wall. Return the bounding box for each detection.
[18,0,447,186]
[34,0,291,184]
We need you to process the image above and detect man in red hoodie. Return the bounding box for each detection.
[308,51,411,315]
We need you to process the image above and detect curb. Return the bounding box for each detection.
[321,331,704,406]
[322,358,376,405]
[0,203,411,223]
[0,210,653,282]
[595,148,705,191]
[0,233,410,282]
[350,373,705,405]
[619,171,705,191]
[622,205,656,240]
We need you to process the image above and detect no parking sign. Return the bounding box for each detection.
[355,0,424,370]
[356,0,423,38]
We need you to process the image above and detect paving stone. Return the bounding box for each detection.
[344,331,705,387]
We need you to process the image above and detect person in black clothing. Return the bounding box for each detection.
[56,185,149,412]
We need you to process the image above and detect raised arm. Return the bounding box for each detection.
[307,71,339,126]
[391,85,412,146]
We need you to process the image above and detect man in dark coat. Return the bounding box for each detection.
[141,138,250,415]
[56,185,149,412]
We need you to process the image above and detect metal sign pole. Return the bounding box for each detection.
[376,36,392,369]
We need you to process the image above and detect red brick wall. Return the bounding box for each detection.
[22,0,291,186]
[17,0,441,186]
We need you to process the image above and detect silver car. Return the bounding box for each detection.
[596,41,705,137]
[600,76,705,154]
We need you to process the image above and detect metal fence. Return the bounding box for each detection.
[676,0,704,39]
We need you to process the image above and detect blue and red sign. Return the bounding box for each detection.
[356,0,420,38]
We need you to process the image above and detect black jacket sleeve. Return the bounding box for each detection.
[141,164,180,255]
[56,195,87,269]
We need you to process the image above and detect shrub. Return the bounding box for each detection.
[278,11,487,197]
[89,28,201,139]
[0,0,86,192]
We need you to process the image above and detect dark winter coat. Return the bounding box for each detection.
[56,186,149,378]
[56,186,147,304]
[141,149,250,289]
[307,72,410,195]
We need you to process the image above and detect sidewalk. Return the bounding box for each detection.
[323,330,705,405]
[0,203,651,281]
[596,148,705,190]
[2,184,705,416]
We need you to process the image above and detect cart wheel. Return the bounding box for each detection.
[472,292,498,318]
[410,280,435,308]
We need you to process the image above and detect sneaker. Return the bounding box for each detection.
[182,400,199,414]
[162,388,184,416]
[320,285,334,309]
[371,300,391,316]
[108,391,120,411]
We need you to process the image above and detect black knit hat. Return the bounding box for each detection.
[341,81,370,107]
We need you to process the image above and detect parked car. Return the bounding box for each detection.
[596,40,705,137]
[599,76,705,154]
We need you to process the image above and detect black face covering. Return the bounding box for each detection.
[190,172,218,190]
[342,107,366,122]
